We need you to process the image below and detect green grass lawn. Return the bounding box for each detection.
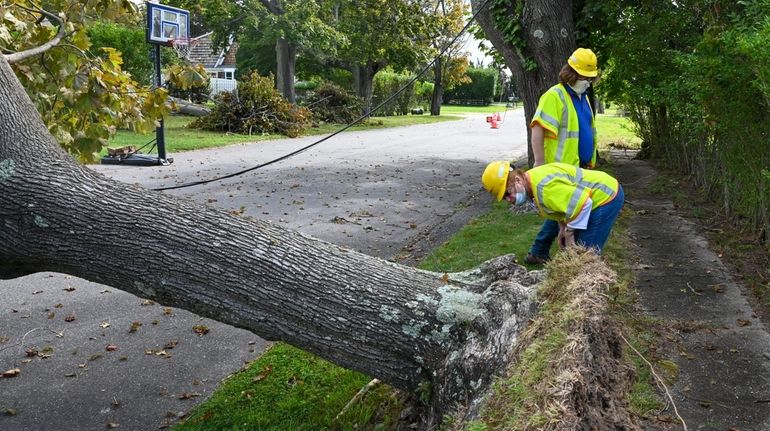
[440,102,515,115]
[106,105,638,158]
[595,108,642,150]
[105,113,462,156]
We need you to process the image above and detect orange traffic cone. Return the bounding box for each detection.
[495,112,502,121]
[490,118,499,129]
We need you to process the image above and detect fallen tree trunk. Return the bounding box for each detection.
[0,55,535,425]
[170,96,211,116]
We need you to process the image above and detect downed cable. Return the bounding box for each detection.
[152,0,493,192]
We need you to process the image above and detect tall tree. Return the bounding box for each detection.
[328,0,435,114]
[427,0,472,116]
[471,0,576,166]
[176,0,340,103]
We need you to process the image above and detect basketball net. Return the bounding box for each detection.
[170,37,196,61]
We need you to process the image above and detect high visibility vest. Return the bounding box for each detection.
[531,84,597,168]
[526,163,618,222]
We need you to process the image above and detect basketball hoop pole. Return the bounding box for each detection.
[153,43,170,165]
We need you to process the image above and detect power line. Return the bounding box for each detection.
[152,0,493,192]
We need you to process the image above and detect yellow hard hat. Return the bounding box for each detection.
[567,48,598,78]
[481,160,511,201]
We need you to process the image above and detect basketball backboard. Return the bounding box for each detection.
[146,2,189,45]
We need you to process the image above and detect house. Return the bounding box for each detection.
[186,32,238,95]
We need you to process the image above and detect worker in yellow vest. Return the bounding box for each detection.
[526,48,600,264]
[481,161,624,254]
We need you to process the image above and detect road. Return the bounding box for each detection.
[0,110,527,430]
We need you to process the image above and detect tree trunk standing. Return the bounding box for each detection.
[431,56,443,116]
[353,62,381,116]
[471,0,575,167]
[0,55,535,425]
[275,37,296,103]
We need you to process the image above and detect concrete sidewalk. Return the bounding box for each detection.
[615,156,770,430]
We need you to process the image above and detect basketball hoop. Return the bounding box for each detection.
[169,37,197,60]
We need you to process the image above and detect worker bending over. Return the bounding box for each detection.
[526,47,600,264]
[482,161,624,254]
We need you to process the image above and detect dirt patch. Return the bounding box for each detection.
[564,315,638,430]
[477,250,640,430]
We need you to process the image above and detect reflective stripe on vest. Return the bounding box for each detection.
[531,164,618,220]
[552,86,581,163]
[532,84,597,167]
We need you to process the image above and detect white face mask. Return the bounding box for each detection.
[513,191,527,206]
[569,79,591,95]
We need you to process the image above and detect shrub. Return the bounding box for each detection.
[88,22,179,86]
[371,71,416,116]
[190,72,310,137]
[414,81,434,109]
[304,82,364,124]
[444,67,498,105]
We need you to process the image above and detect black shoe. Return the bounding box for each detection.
[524,253,550,265]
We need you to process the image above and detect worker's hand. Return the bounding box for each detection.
[558,224,567,249]
[563,228,576,248]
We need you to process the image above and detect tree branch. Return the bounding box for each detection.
[258,0,284,15]
[4,7,66,64]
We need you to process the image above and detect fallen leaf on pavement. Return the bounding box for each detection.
[64,314,76,322]
[1,368,20,378]
[163,340,178,350]
[99,322,111,329]
[737,319,751,327]
[178,392,201,400]
[63,287,76,292]
[106,421,120,428]
[129,321,142,333]
[106,344,118,351]
[193,325,209,336]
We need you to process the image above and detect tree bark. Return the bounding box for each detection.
[275,37,296,103]
[353,61,382,116]
[170,96,211,117]
[0,55,535,425]
[471,0,575,167]
[430,56,443,116]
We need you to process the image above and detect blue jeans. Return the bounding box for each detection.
[529,219,560,258]
[529,185,625,257]
[574,185,625,254]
